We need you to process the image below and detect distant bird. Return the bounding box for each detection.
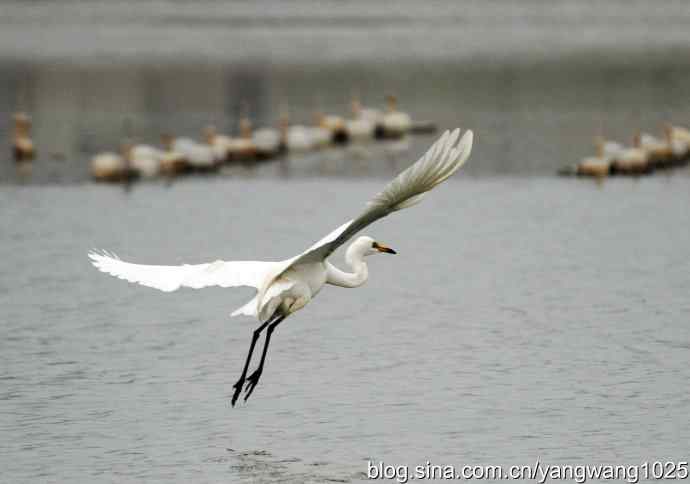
[308,112,333,149]
[128,144,162,178]
[252,113,285,160]
[378,95,412,139]
[89,128,474,405]
[593,136,625,158]
[203,125,234,163]
[253,128,282,159]
[576,155,611,178]
[275,111,310,153]
[559,137,613,178]
[226,115,258,162]
[357,100,383,127]
[315,111,349,145]
[90,141,138,182]
[284,125,316,153]
[665,123,690,146]
[12,112,35,162]
[169,135,218,172]
[638,131,674,169]
[345,98,376,142]
[160,134,191,175]
[605,134,648,175]
[662,123,690,165]
[90,152,126,182]
[275,109,315,153]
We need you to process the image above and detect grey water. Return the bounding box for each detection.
[2,176,690,482]
[1,0,690,64]
[2,1,690,482]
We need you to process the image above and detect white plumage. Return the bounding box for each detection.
[88,251,276,292]
[252,128,282,156]
[172,137,218,169]
[89,128,474,404]
[284,125,316,152]
[129,145,162,178]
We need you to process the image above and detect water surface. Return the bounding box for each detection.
[2,176,689,482]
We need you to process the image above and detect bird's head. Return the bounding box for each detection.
[357,236,397,256]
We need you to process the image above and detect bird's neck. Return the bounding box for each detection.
[327,244,368,288]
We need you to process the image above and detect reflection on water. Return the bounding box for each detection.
[2,56,690,183]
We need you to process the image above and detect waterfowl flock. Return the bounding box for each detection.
[560,124,690,179]
[7,95,434,183]
[84,95,433,183]
[11,105,690,182]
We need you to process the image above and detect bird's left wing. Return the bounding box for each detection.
[292,128,473,265]
[88,251,276,292]
[239,128,473,318]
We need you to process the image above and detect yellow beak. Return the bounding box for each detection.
[373,242,397,254]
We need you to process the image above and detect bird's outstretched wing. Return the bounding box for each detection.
[88,251,276,292]
[293,128,473,265]
[250,129,472,317]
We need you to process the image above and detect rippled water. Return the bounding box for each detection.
[2,2,690,480]
[2,176,690,482]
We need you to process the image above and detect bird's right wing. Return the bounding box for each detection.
[292,128,473,265]
[88,251,276,292]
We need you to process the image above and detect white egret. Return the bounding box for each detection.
[89,128,474,405]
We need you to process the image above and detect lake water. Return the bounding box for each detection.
[2,1,690,481]
[2,0,690,64]
[2,176,690,482]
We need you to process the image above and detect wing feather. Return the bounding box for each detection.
[88,251,275,292]
[253,129,473,316]
[290,128,473,265]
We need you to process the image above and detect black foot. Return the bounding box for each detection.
[231,377,245,407]
[243,368,263,402]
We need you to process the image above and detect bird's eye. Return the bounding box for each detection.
[371,241,378,248]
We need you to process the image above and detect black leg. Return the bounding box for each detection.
[244,315,287,401]
[231,319,270,407]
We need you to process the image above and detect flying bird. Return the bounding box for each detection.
[89,128,474,406]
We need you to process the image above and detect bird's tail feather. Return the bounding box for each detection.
[231,296,258,318]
